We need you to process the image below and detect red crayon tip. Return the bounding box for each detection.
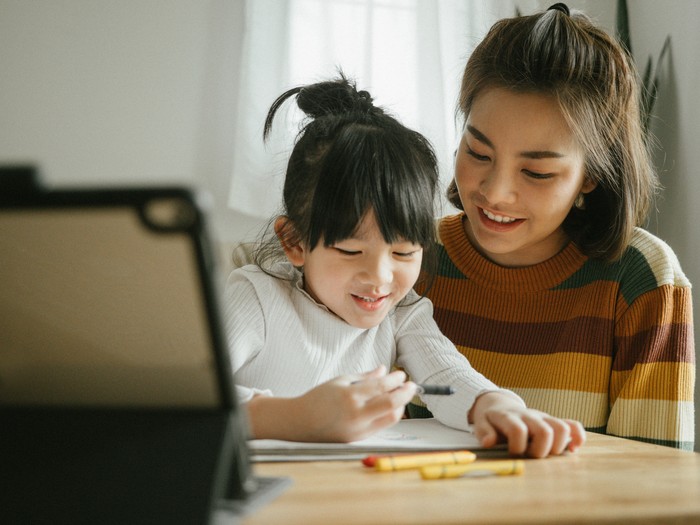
[362,455,378,467]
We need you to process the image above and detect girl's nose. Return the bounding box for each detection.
[360,255,393,287]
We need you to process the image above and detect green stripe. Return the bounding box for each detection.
[554,246,657,305]
[407,403,433,419]
[586,427,692,451]
[435,244,467,280]
[623,434,694,451]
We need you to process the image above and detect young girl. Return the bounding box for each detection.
[225,74,585,457]
[414,3,694,450]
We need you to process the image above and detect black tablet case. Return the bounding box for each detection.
[0,167,287,524]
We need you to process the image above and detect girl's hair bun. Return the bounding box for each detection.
[296,73,379,119]
[263,72,381,139]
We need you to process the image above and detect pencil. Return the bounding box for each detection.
[416,384,454,395]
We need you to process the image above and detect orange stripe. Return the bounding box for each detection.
[427,276,619,323]
[615,285,693,334]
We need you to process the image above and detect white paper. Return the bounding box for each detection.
[249,418,488,462]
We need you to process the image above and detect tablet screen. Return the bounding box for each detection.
[0,188,233,409]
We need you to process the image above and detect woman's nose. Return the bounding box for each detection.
[480,164,517,204]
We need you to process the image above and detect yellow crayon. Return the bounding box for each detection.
[373,450,476,472]
[420,460,525,480]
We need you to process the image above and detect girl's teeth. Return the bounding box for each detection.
[483,209,517,223]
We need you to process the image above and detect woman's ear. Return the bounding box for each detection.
[274,216,305,267]
[581,176,597,194]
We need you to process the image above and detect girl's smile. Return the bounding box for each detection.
[351,293,389,312]
[283,210,423,329]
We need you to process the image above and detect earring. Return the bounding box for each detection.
[574,193,585,210]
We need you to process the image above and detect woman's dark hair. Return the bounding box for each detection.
[256,73,439,285]
[447,4,659,262]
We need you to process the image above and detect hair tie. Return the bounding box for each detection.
[548,3,570,15]
[356,90,374,113]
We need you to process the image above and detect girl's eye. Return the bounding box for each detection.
[523,170,554,180]
[466,147,490,162]
[334,247,360,256]
[393,248,421,258]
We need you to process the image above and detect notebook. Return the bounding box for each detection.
[0,166,289,524]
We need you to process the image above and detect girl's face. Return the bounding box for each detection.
[455,87,595,267]
[281,211,423,329]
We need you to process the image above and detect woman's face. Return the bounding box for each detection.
[454,87,595,267]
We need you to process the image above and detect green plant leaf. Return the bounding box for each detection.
[644,36,671,132]
[616,0,632,54]
[616,0,669,135]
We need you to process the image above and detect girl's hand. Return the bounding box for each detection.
[246,366,417,442]
[468,391,586,458]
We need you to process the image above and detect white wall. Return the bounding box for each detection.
[2,0,698,450]
[629,0,700,453]
[0,0,263,244]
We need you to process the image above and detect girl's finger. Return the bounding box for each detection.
[542,416,571,456]
[488,412,530,456]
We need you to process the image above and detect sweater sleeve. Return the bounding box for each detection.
[393,292,522,431]
[224,267,273,402]
[608,233,695,450]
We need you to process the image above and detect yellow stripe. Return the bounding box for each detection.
[462,347,611,393]
[610,362,695,402]
[608,398,695,442]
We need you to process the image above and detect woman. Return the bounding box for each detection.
[413,3,694,450]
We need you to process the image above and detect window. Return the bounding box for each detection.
[228,0,513,220]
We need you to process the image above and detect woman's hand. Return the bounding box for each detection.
[246,366,417,442]
[469,391,586,458]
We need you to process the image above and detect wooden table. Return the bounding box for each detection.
[243,432,700,524]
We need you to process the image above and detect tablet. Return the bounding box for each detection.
[0,167,232,409]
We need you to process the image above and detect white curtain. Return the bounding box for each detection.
[228,0,515,220]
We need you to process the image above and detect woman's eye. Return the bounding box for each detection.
[523,170,554,180]
[466,147,490,162]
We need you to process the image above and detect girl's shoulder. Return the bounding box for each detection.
[390,289,436,331]
[227,262,300,298]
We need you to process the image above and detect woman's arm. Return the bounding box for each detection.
[395,294,586,457]
[610,284,694,449]
[606,231,695,450]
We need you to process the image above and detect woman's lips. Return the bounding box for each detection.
[478,207,525,231]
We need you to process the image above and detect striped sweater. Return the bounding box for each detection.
[417,213,695,450]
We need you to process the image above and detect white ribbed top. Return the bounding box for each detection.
[224,263,512,431]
